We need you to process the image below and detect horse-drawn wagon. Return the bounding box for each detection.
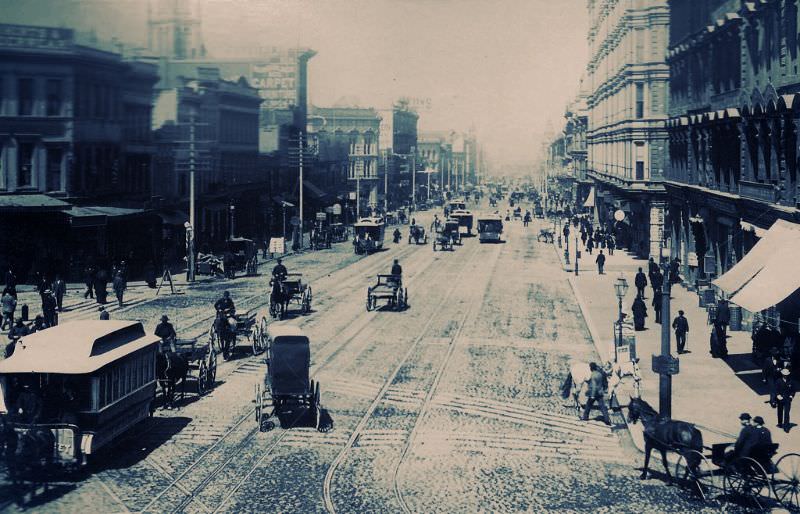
[254,325,328,432]
[270,273,312,319]
[353,217,385,255]
[210,307,266,360]
[163,337,218,398]
[330,223,349,243]
[408,224,428,245]
[366,274,408,311]
[226,237,258,277]
[433,220,460,251]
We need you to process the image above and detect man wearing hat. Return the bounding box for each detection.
[98,306,110,320]
[728,413,758,462]
[772,368,796,433]
[752,416,773,447]
[155,315,177,343]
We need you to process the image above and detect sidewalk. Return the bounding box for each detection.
[553,230,799,455]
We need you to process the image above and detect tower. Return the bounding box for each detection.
[147,0,206,60]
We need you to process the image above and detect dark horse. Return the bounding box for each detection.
[1,418,56,505]
[156,349,189,409]
[269,279,289,320]
[214,309,237,359]
[626,397,704,483]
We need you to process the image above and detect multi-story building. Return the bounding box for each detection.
[307,106,381,217]
[378,101,419,210]
[665,0,800,323]
[417,132,453,203]
[585,0,670,257]
[0,23,161,279]
[152,66,262,253]
[564,77,591,210]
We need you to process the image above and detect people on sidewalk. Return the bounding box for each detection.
[113,272,126,307]
[672,310,689,354]
[52,275,66,312]
[607,235,615,255]
[84,264,95,299]
[715,299,731,339]
[595,251,605,274]
[1,290,16,330]
[650,268,664,299]
[634,268,647,298]
[771,368,795,433]
[652,289,663,324]
[710,322,729,358]
[632,296,648,331]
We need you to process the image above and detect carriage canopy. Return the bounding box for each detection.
[267,324,311,396]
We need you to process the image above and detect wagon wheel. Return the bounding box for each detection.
[674,450,720,504]
[366,293,373,312]
[209,324,219,353]
[254,382,263,426]
[250,324,263,355]
[773,453,800,511]
[197,360,209,395]
[724,457,773,510]
[207,348,217,386]
[432,241,437,251]
[424,235,428,244]
[313,380,322,431]
[402,288,409,309]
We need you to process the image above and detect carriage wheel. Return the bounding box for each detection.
[198,360,208,395]
[424,236,428,244]
[724,457,773,510]
[254,382,263,425]
[208,349,217,385]
[366,294,373,311]
[250,325,263,355]
[773,453,800,511]
[432,241,437,251]
[674,451,720,504]
[209,325,219,353]
[403,288,409,309]
[313,380,322,431]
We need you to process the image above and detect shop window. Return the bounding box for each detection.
[17,143,34,187]
[46,79,62,116]
[635,141,646,180]
[17,78,33,116]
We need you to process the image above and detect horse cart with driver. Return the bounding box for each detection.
[226,237,258,277]
[270,273,312,319]
[163,337,218,397]
[433,220,461,251]
[366,274,408,311]
[210,307,266,360]
[330,223,349,243]
[477,214,503,243]
[254,325,328,432]
[408,224,428,245]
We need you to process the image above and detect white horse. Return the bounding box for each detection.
[560,361,630,414]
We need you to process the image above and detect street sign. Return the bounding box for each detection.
[332,203,342,215]
[269,237,285,254]
[316,212,327,221]
[652,354,680,376]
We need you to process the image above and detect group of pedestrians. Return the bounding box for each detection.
[83,261,128,307]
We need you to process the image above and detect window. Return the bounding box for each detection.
[18,78,33,115]
[46,79,62,116]
[17,143,34,186]
[46,147,62,191]
[635,83,645,119]
[635,141,646,180]
[635,29,645,63]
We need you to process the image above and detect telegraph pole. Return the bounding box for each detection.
[384,150,389,214]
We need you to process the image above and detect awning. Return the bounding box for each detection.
[66,206,145,228]
[740,220,767,238]
[582,187,595,208]
[714,220,800,310]
[302,180,327,200]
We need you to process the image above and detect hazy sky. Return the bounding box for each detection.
[0,0,588,165]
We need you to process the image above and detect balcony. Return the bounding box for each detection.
[738,180,778,203]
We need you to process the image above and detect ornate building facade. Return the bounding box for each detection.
[586,0,670,257]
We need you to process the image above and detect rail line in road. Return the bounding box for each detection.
[320,236,497,514]
[134,235,443,513]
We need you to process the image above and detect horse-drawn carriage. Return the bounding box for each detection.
[408,224,428,245]
[254,325,328,432]
[310,226,332,250]
[353,217,385,255]
[162,337,218,398]
[210,307,266,360]
[226,237,258,277]
[366,274,408,311]
[195,253,224,276]
[624,397,800,511]
[537,228,555,243]
[534,203,545,219]
[433,220,461,251]
[269,273,312,319]
[0,322,159,493]
[330,223,349,243]
[477,214,503,243]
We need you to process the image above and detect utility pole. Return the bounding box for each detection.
[384,150,389,214]
[188,111,196,282]
[411,146,416,210]
[299,131,304,250]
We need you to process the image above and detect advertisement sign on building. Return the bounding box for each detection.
[0,25,73,51]
[269,237,285,254]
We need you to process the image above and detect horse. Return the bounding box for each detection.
[270,279,289,320]
[3,420,55,505]
[560,362,592,412]
[214,309,238,359]
[156,349,189,409]
[625,397,704,483]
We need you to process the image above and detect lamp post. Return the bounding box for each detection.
[614,274,629,363]
[574,236,579,276]
[229,204,236,239]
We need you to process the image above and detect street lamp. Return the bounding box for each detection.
[229,204,236,239]
[613,274,629,363]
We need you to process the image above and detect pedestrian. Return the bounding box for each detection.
[772,368,795,433]
[1,290,16,330]
[581,362,612,426]
[715,299,731,340]
[4,268,16,290]
[52,275,66,312]
[112,272,126,307]
[29,315,47,333]
[84,264,95,299]
[98,306,110,320]
[607,235,615,255]
[586,237,594,255]
[632,296,648,331]
[672,309,689,354]
[647,257,658,282]
[752,416,772,446]
[650,268,664,298]
[580,230,587,248]
[634,267,648,298]
[144,261,157,289]
[41,289,57,327]
[595,250,606,274]
[669,257,682,285]
[710,321,728,358]
[652,289,663,324]
[563,224,570,242]
[95,267,108,304]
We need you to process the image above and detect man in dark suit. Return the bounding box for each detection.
[728,413,758,462]
[715,299,731,339]
[580,362,611,426]
[672,310,689,353]
[772,368,796,432]
[634,267,648,298]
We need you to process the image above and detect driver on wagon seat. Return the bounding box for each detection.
[390,259,403,286]
[155,314,177,351]
[272,258,288,282]
[214,291,235,315]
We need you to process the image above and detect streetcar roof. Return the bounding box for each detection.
[0,321,159,374]
[354,217,384,227]
[450,209,472,215]
[267,324,307,340]
[477,214,503,221]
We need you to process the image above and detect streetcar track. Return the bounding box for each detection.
[134,234,440,513]
[321,237,492,514]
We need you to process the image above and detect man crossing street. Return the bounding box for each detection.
[595,251,605,274]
